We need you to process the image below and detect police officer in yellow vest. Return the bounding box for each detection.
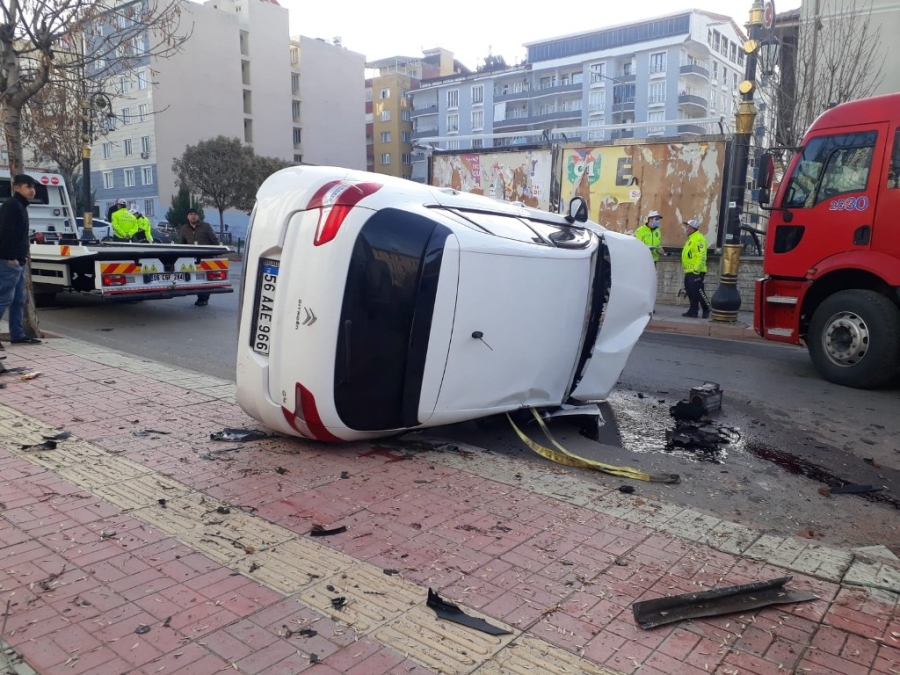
[111,200,137,241]
[681,218,710,318]
[634,210,666,264]
[134,211,152,242]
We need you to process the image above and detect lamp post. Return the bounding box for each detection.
[709,0,765,322]
[80,89,114,241]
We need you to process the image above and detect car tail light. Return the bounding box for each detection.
[102,274,127,287]
[281,383,341,442]
[307,180,382,246]
[206,271,227,281]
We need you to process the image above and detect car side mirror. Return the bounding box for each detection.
[757,152,775,205]
[566,196,588,223]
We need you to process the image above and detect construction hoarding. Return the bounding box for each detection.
[430,137,730,248]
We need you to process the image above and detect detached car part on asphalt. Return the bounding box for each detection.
[235,166,656,442]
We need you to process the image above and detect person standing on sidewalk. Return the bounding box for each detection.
[634,210,666,264]
[178,208,219,307]
[0,174,42,349]
[681,218,710,319]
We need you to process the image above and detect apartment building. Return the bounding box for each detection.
[410,10,748,181]
[89,0,364,225]
[365,48,468,179]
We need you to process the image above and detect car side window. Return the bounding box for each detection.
[782,131,877,209]
[888,129,900,189]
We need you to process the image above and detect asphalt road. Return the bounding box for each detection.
[33,270,900,549]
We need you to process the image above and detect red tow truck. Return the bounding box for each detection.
[754,93,900,389]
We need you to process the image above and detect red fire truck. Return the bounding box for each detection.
[755,93,900,389]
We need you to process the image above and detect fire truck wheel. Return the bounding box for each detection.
[808,289,900,389]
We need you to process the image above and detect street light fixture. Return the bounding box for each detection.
[80,90,116,241]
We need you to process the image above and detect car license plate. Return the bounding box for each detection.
[151,273,188,282]
[252,259,279,356]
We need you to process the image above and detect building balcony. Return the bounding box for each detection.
[611,98,636,113]
[529,108,583,123]
[677,124,707,135]
[411,128,439,140]
[678,93,708,111]
[680,61,710,79]
[493,87,530,102]
[610,129,635,140]
[614,73,636,83]
[530,81,583,98]
[410,104,438,117]
[494,115,530,129]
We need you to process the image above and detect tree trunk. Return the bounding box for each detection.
[2,103,43,339]
[218,208,225,237]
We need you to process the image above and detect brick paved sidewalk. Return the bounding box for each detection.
[1,339,898,675]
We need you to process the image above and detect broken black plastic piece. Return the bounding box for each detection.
[309,653,320,664]
[42,431,72,441]
[330,596,346,610]
[21,440,57,451]
[619,486,635,494]
[298,628,317,638]
[426,588,511,635]
[310,524,347,537]
[632,576,817,629]
[210,428,269,442]
[830,484,883,495]
[135,624,151,635]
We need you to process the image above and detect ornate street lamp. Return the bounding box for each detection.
[80,90,116,241]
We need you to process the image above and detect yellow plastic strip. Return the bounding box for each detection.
[506,408,680,484]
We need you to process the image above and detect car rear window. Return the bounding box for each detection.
[334,208,450,431]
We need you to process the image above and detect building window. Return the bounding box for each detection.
[649,52,666,73]
[447,140,459,150]
[733,73,739,90]
[471,110,484,130]
[380,109,391,122]
[141,136,151,154]
[138,103,149,122]
[738,50,745,67]
[622,61,634,76]
[446,89,459,109]
[141,166,153,185]
[588,118,604,140]
[124,139,133,156]
[244,118,253,143]
[589,90,604,113]
[119,76,129,94]
[290,46,299,64]
[293,154,303,163]
[712,62,718,81]
[105,115,116,131]
[589,62,607,84]
[121,107,130,125]
[380,131,391,143]
[540,75,556,89]
[102,142,113,159]
[722,67,728,86]
[293,127,302,145]
[401,131,411,142]
[137,71,148,90]
[401,110,410,121]
[648,111,665,135]
[730,42,737,62]
[143,199,155,217]
[380,153,391,165]
[648,82,665,104]
[291,73,299,93]
[103,171,114,189]
[471,85,484,104]
[380,88,390,99]
[447,113,459,132]
[124,168,135,187]
[472,138,484,149]
[292,100,301,119]
[401,153,412,164]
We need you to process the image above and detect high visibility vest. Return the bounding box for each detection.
[634,224,662,261]
[136,217,152,241]
[111,208,138,239]
[682,230,708,274]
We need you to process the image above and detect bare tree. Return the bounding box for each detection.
[768,0,885,148]
[1,0,189,337]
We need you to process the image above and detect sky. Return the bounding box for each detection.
[280,0,802,72]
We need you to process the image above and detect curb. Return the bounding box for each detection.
[647,318,763,341]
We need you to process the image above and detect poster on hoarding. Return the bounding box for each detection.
[431,149,554,211]
[559,141,727,247]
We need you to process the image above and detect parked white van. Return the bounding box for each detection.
[236,166,655,442]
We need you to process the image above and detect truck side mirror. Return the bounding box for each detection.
[566,196,588,223]
[757,152,775,205]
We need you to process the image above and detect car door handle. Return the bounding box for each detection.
[853,225,871,246]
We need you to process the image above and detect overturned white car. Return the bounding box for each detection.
[236,166,655,442]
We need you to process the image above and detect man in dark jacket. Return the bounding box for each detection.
[0,174,42,349]
[177,208,220,306]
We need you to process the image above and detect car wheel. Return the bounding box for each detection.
[808,289,900,389]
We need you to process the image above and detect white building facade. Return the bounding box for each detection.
[410,11,748,181]
[89,0,364,227]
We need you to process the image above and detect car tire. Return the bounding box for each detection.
[808,289,900,389]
